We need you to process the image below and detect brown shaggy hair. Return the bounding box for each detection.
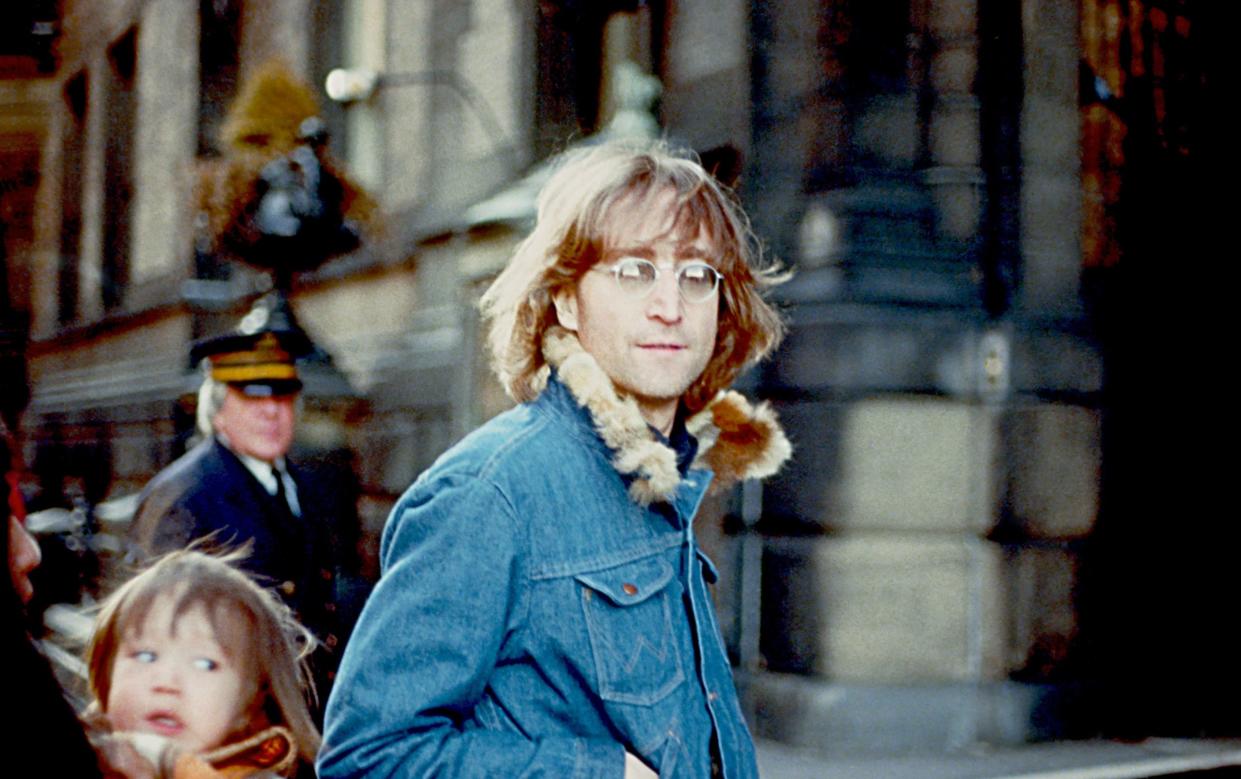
[86,550,320,769]
[480,140,786,414]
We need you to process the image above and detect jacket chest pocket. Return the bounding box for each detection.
[575,557,686,706]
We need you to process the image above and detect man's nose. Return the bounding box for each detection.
[645,270,683,323]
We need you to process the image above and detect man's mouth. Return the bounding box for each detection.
[637,342,686,351]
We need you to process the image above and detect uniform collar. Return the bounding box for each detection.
[216,434,288,489]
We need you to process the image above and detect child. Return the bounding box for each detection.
[86,550,319,777]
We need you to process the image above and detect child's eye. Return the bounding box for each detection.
[131,650,157,663]
[193,657,220,671]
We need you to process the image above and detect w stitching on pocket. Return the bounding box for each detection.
[577,557,685,706]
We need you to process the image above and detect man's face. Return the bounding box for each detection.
[213,387,296,463]
[554,193,720,431]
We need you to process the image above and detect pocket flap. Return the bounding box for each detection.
[576,557,675,607]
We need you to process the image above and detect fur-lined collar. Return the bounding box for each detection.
[538,326,791,505]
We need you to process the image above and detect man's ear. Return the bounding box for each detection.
[551,288,579,332]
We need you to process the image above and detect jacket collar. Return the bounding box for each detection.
[537,326,791,506]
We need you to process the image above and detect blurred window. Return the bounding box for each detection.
[533,0,665,158]
[57,72,87,325]
[198,0,243,158]
[331,0,385,190]
[101,28,137,312]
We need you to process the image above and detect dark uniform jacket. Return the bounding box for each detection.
[130,436,362,694]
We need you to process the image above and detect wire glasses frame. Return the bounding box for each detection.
[591,257,723,303]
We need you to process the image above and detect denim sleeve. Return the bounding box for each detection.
[317,472,625,778]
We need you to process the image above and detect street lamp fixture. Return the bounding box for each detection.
[323,67,513,168]
[325,67,380,103]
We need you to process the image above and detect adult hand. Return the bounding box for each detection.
[624,750,659,778]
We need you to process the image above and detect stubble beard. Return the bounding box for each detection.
[609,351,711,426]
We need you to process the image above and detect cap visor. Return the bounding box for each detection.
[235,379,303,397]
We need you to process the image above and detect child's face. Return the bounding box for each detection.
[106,594,252,753]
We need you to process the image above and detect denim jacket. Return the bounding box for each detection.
[319,329,790,778]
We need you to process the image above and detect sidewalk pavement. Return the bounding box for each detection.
[756,737,1241,778]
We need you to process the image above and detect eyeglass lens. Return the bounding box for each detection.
[612,258,719,302]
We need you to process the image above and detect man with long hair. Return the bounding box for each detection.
[321,141,791,778]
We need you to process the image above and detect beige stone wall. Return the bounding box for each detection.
[384,0,440,209]
[662,0,750,153]
[2,79,55,323]
[58,1,153,68]
[28,312,189,387]
[310,0,531,219]
[763,390,1099,682]
[294,265,422,392]
[828,398,1100,541]
[1007,403,1100,538]
[31,0,201,334]
[71,52,104,325]
[834,398,1001,533]
[1006,545,1077,674]
[1019,0,1082,312]
[457,0,528,165]
[815,534,1005,682]
[926,0,981,243]
[14,5,1107,733]
[130,0,199,288]
[764,531,1007,682]
[241,0,314,76]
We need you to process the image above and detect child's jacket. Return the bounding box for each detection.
[172,726,298,779]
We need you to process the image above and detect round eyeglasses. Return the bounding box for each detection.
[592,257,723,303]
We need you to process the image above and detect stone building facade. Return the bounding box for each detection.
[1,0,1217,755]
